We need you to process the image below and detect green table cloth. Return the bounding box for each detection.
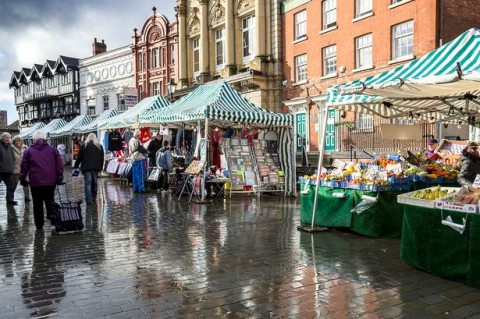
[300,185,405,238]
[401,204,480,288]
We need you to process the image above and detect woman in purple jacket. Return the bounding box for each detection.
[19,130,64,230]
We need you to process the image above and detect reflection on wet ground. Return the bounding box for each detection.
[0,172,480,318]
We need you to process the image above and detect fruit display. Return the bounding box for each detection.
[299,152,461,191]
[409,186,450,200]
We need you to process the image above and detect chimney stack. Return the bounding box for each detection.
[92,38,107,55]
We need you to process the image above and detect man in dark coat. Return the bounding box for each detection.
[147,133,162,168]
[0,132,16,205]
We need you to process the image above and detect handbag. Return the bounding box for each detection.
[147,167,161,182]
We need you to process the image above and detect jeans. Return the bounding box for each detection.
[83,170,98,203]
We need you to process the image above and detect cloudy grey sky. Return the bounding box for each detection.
[0,0,176,125]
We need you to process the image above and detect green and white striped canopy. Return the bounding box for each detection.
[20,118,67,140]
[146,81,293,127]
[49,115,93,138]
[97,95,170,130]
[72,109,119,134]
[17,122,46,139]
[327,28,480,125]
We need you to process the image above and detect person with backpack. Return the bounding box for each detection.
[156,140,173,193]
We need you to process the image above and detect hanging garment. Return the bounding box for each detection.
[108,130,123,151]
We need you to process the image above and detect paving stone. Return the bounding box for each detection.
[0,172,480,318]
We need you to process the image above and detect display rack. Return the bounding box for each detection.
[223,138,258,198]
[253,139,285,196]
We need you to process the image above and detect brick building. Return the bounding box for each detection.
[131,7,178,100]
[0,110,7,128]
[281,0,480,156]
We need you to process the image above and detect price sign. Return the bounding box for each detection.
[332,159,346,170]
[386,163,402,174]
[377,171,388,181]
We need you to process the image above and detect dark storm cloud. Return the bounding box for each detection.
[0,0,85,28]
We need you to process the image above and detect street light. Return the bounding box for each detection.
[167,78,176,101]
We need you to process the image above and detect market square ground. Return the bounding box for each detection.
[1,171,480,318]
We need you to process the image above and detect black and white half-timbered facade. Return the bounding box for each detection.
[9,56,80,130]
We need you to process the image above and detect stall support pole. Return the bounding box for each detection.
[298,103,329,232]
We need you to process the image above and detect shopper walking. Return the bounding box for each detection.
[156,140,173,193]
[128,129,147,193]
[0,132,16,205]
[11,136,30,202]
[19,131,64,230]
[73,133,104,205]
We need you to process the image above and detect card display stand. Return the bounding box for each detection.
[253,139,285,196]
[223,138,258,197]
[223,137,285,197]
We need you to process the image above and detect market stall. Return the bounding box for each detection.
[144,81,295,196]
[17,122,45,139]
[302,28,480,234]
[97,95,170,130]
[398,186,480,288]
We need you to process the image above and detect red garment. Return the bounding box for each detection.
[211,130,222,168]
[139,127,152,143]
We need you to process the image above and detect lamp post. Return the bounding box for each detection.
[167,78,176,101]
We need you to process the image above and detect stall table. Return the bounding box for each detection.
[300,184,405,238]
[401,204,480,288]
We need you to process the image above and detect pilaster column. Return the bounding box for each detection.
[199,0,209,77]
[225,0,234,66]
[175,2,188,87]
[255,0,266,57]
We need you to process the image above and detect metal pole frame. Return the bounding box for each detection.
[311,103,329,229]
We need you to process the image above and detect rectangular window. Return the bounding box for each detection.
[87,98,96,116]
[48,77,56,88]
[392,20,414,59]
[117,93,126,111]
[294,10,307,40]
[322,0,337,29]
[171,45,175,64]
[103,95,109,111]
[355,33,372,68]
[153,82,160,96]
[139,52,145,71]
[215,28,225,70]
[242,16,255,63]
[295,54,307,83]
[152,48,159,68]
[193,38,200,74]
[61,73,69,85]
[36,80,43,91]
[356,113,373,131]
[356,0,372,17]
[391,0,405,3]
[323,45,337,76]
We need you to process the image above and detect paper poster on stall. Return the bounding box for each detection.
[386,163,402,174]
[332,159,346,170]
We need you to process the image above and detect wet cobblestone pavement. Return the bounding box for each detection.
[1,171,480,318]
